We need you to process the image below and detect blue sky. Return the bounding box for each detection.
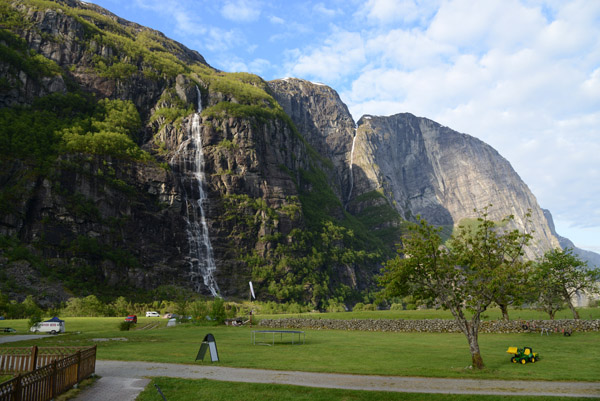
[87,0,600,255]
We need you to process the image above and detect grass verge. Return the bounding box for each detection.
[137,377,595,401]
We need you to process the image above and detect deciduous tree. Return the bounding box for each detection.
[379,208,531,369]
[534,248,600,319]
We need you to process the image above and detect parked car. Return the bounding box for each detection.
[146,311,160,317]
[2,327,16,333]
[125,315,137,324]
[30,317,65,334]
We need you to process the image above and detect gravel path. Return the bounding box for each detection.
[71,360,600,400]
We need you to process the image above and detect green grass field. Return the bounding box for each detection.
[1,314,599,382]
[136,378,595,401]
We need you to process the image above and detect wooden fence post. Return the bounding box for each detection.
[14,374,22,401]
[76,350,81,383]
[51,360,58,398]
[29,345,38,371]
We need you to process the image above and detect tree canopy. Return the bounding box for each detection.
[379,207,531,369]
[534,248,600,319]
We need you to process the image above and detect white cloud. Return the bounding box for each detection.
[221,0,261,22]
[132,0,207,36]
[582,68,600,100]
[284,29,365,83]
[204,27,246,52]
[357,0,440,26]
[269,15,285,24]
[313,2,341,17]
[428,0,565,56]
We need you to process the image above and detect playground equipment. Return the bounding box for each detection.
[507,346,539,364]
[520,321,573,336]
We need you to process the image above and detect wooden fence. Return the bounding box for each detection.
[0,346,96,401]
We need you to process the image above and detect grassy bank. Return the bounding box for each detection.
[137,377,595,401]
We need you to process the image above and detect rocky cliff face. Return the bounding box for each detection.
[268,78,355,201]
[0,0,312,303]
[267,79,561,257]
[349,113,560,256]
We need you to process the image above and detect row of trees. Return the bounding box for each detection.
[379,207,600,369]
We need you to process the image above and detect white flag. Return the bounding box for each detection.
[249,281,256,299]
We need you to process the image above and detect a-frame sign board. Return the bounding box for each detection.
[196,333,219,362]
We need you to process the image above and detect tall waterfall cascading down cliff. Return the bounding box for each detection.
[171,88,220,296]
[346,126,357,204]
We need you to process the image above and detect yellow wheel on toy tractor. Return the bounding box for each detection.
[511,357,517,363]
[531,357,536,363]
[521,358,527,364]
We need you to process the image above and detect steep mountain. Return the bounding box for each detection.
[0,0,379,307]
[543,209,600,267]
[349,113,560,258]
[268,80,560,258]
[1,0,584,309]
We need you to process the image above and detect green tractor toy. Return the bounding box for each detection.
[507,346,539,364]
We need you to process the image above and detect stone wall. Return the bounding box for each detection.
[258,318,600,333]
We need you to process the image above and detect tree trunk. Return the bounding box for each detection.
[563,289,580,319]
[467,331,485,369]
[461,320,485,369]
[567,299,580,319]
[499,303,509,321]
[450,307,485,369]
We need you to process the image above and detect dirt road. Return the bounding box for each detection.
[72,360,600,400]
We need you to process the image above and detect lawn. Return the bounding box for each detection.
[136,378,596,401]
[1,316,599,382]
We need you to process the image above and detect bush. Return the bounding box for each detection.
[28,314,42,329]
[119,321,133,331]
[326,300,346,313]
[210,297,226,324]
[353,302,365,311]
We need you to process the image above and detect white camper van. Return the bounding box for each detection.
[30,317,65,334]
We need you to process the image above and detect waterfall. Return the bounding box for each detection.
[347,127,357,203]
[172,87,220,296]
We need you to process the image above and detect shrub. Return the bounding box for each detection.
[210,297,226,324]
[28,314,42,329]
[326,300,346,313]
[119,321,133,331]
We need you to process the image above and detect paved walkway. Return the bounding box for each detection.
[71,360,600,400]
[0,334,54,344]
